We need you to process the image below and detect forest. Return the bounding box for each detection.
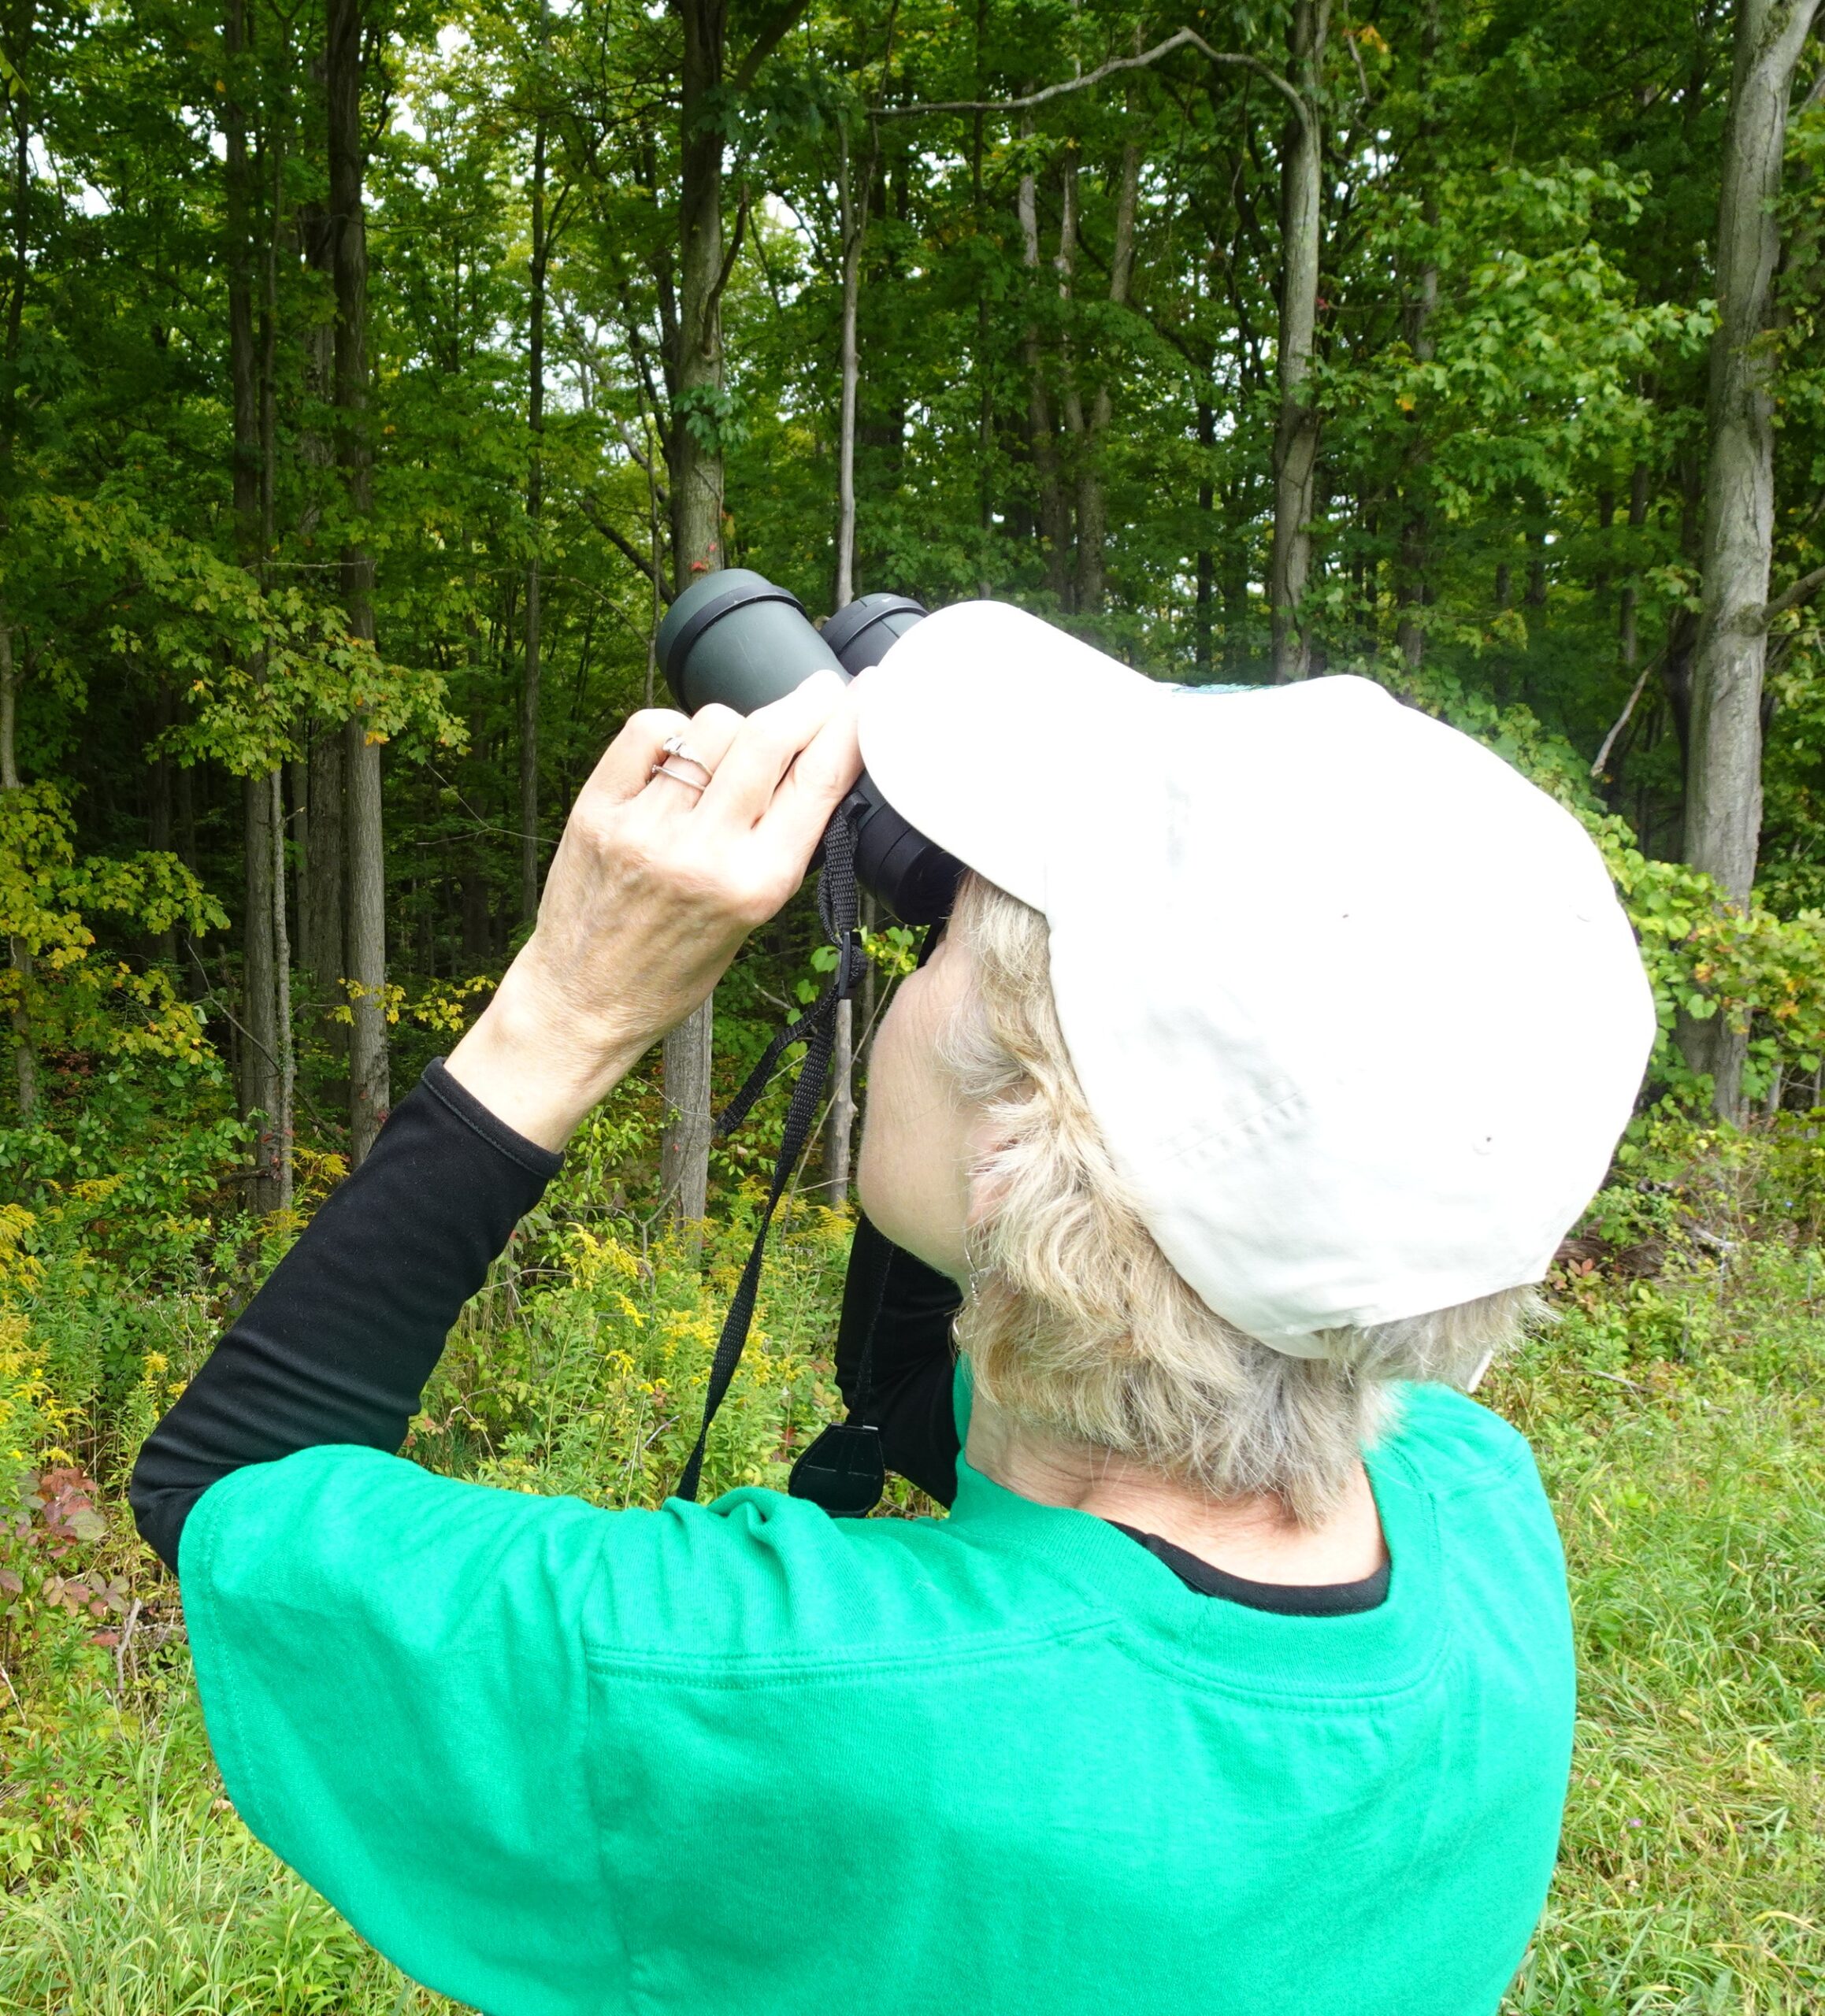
[2,0,1823,2007]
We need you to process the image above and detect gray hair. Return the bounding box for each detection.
[942,872,1540,1527]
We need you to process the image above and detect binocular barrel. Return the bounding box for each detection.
[656,571,963,925]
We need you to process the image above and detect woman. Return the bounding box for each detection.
[133,602,1653,2016]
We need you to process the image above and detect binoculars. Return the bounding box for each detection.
[655,570,963,925]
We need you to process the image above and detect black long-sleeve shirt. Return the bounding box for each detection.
[131,1062,559,1570]
[132,1060,1385,1615]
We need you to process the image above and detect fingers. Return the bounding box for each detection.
[696,671,851,828]
[755,693,863,864]
[585,706,693,804]
[681,703,744,772]
[584,701,747,813]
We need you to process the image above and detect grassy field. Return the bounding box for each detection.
[3,1140,1823,2014]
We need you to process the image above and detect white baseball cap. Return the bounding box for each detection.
[856,601,1656,1358]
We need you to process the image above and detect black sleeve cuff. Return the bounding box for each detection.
[420,1057,566,1183]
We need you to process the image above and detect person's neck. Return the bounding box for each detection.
[965,1397,1387,1587]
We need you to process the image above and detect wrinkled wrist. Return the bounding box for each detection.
[446,963,647,1150]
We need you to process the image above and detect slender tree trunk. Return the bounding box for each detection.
[271,766,295,1208]
[660,1008,714,1227]
[327,0,388,1159]
[1678,0,1822,1118]
[670,0,727,580]
[1,623,35,1118]
[260,72,284,557]
[834,123,870,610]
[343,716,387,1157]
[1269,0,1330,682]
[242,775,280,1205]
[1195,393,1216,676]
[643,402,663,707]
[228,0,281,1209]
[827,122,871,1191]
[3,11,28,391]
[304,727,345,997]
[226,0,260,556]
[1074,132,1141,617]
[298,202,343,1037]
[1018,132,1072,604]
[1055,150,1085,610]
[826,994,854,1201]
[521,112,548,925]
[661,0,729,1236]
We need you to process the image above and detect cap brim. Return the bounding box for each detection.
[856,602,1163,911]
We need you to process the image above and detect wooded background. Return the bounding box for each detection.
[3,0,1824,1216]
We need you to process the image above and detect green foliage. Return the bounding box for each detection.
[0,775,224,1074]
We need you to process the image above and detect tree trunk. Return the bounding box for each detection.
[661,0,729,1232]
[1018,134,1072,605]
[670,0,727,580]
[328,0,388,1159]
[825,995,854,1201]
[1195,391,1216,676]
[1,622,35,1119]
[834,123,870,610]
[304,727,345,995]
[229,0,279,1207]
[521,112,548,925]
[1678,0,1822,1119]
[1055,152,1086,611]
[661,1007,714,1232]
[343,717,388,1156]
[271,765,295,1208]
[827,124,873,1181]
[1269,0,1330,683]
[298,196,342,1040]
[225,0,260,564]
[1074,132,1141,617]
[242,773,280,1208]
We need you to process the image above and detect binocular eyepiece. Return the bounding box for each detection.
[655,570,963,925]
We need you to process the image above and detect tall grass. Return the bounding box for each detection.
[0,1735,451,2015]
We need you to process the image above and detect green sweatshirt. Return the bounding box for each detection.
[181,1378,1573,2016]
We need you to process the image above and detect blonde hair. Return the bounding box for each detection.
[943,873,1540,1527]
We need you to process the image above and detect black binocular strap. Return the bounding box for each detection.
[674,808,867,1504]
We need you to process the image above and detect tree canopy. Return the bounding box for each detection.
[2,0,1823,1199]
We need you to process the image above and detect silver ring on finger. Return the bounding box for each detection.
[649,762,707,795]
[652,733,713,785]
